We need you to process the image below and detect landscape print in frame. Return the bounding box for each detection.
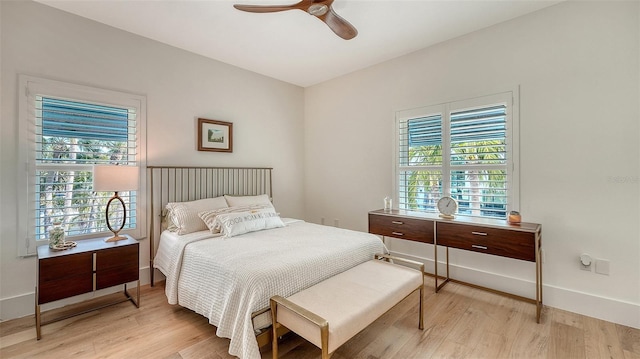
[198,118,233,152]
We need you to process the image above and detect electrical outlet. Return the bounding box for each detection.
[334,219,339,227]
[320,217,325,225]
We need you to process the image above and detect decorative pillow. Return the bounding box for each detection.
[165,196,228,235]
[213,210,285,238]
[198,204,274,233]
[224,194,274,209]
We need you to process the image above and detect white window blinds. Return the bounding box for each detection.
[449,105,508,218]
[18,75,146,255]
[398,112,443,212]
[35,96,138,239]
[396,91,518,219]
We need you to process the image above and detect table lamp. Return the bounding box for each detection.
[93,165,139,242]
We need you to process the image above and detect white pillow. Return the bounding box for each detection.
[224,194,274,209]
[198,204,274,234]
[165,196,228,235]
[214,210,285,238]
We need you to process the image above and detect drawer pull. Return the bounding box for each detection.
[391,232,404,236]
[472,231,488,236]
[472,244,488,250]
[391,221,404,225]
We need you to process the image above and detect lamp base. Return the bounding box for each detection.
[104,234,128,242]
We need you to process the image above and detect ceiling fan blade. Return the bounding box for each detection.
[319,7,357,40]
[233,4,296,13]
[234,0,358,40]
[234,0,311,13]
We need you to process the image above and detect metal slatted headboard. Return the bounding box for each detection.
[147,166,273,285]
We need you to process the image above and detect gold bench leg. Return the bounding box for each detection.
[419,284,424,330]
[271,295,331,359]
[270,299,279,359]
[321,324,331,359]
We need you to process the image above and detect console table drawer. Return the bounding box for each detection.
[436,222,535,262]
[369,213,434,243]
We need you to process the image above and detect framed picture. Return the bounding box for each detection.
[197,118,233,152]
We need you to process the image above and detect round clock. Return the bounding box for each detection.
[437,196,457,219]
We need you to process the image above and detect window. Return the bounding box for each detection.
[395,91,518,219]
[18,76,146,256]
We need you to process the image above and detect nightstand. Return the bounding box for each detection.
[35,235,139,339]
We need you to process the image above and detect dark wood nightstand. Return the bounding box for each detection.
[35,235,139,339]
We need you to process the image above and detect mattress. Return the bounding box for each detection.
[154,219,386,359]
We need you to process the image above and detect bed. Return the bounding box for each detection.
[147,166,386,359]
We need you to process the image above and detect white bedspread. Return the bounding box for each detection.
[154,219,385,359]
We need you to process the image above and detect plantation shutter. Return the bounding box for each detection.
[40,97,131,142]
[34,96,139,241]
[449,104,508,219]
[19,75,147,256]
[395,92,516,219]
[37,97,137,163]
[397,111,444,211]
[449,105,506,166]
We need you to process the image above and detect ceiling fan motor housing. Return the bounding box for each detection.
[308,4,329,16]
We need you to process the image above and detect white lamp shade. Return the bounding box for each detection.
[93,165,139,192]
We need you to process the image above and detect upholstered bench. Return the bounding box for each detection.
[270,254,424,359]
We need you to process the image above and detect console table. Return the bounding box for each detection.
[369,209,543,322]
[36,235,139,339]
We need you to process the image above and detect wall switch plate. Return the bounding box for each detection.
[595,259,610,275]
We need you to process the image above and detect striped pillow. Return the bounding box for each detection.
[198,204,274,234]
[213,210,285,238]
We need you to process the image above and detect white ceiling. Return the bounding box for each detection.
[36,0,562,87]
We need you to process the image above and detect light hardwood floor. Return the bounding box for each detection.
[1,277,639,359]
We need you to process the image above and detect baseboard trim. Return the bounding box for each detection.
[3,261,638,329]
[389,250,640,329]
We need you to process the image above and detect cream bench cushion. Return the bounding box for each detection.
[270,254,424,359]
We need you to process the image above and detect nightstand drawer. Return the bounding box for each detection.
[96,244,139,270]
[39,252,92,282]
[96,243,139,289]
[97,262,139,289]
[38,274,93,304]
[436,222,535,262]
[369,213,433,244]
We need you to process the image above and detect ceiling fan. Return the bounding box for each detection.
[233,0,358,40]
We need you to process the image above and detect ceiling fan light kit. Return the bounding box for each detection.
[234,0,358,40]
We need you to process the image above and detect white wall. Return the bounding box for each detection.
[0,1,304,321]
[304,1,640,328]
